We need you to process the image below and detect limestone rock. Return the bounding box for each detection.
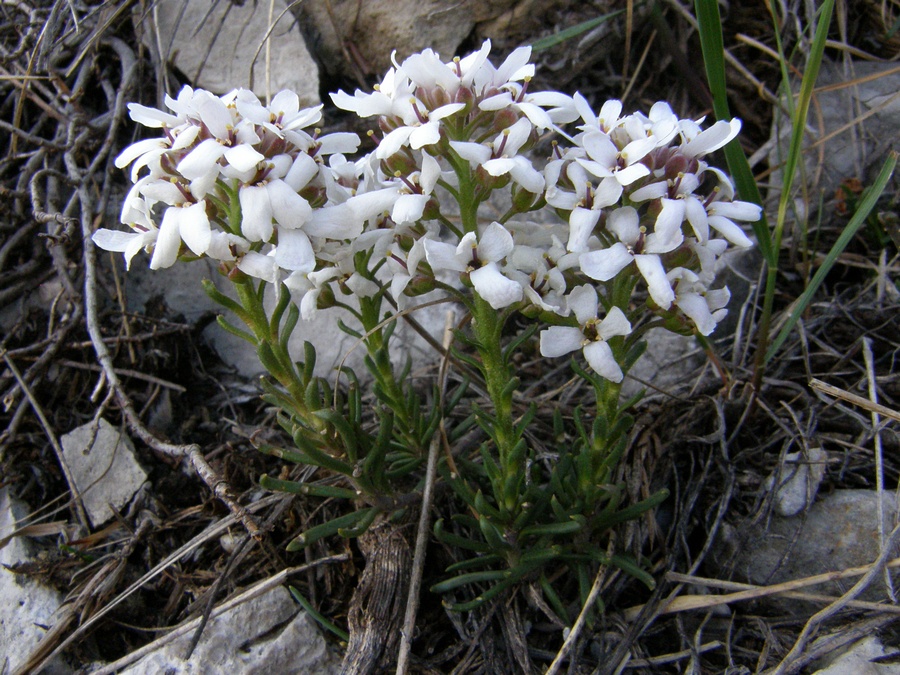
[120,586,341,674]
[0,488,69,674]
[714,490,900,611]
[60,419,148,527]
[142,0,320,104]
[813,636,900,675]
[763,447,829,517]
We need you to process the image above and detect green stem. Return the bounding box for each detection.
[471,295,521,519]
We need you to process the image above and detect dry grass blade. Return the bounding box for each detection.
[810,378,900,424]
[623,556,900,621]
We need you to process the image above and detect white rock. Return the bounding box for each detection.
[60,419,148,527]
[120,586,341,674]
[763,447,829,517]
[122,259,449,381]
[814,636,900,675]
[0,488,69,674]
[142,0,320,104]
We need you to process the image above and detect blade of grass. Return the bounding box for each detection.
[531,9,626,52]
[694,0,773,264]
[766,151,898,362]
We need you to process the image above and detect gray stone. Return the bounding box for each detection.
[120,586,341,674]
[0,488,70,674]
[142,0,320,104]
[715,490,900,610]
[60,419,148,527]
[763,447,829,517]
[768,59,900,216]
[295,0,495,79]
[813,636,900,675]
[122,258,450,382]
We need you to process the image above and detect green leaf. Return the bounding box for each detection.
[288,586,349,642]
[610,554,656,590]
[259,474,357,500]
[430,569,509,594]
[216,315,258,345]
[286,508,375,550]
[434,519,493,553]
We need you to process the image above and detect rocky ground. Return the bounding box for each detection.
[1,0,899,673]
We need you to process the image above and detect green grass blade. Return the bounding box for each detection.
[766,151,898,362]
[772,0,835,253]
[531,9,626,52]
[694,0,773,264]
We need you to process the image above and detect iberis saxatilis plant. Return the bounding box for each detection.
[96,40,760,613]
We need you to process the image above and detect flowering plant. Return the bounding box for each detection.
[95,41,759,613]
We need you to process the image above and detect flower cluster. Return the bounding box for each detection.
[97,40,760,383]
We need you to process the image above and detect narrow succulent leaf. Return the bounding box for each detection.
[259,474,357,499]
[286,508,374,550]
[434,519,493,553]
[288,587,349,641]
[216,316,258,345]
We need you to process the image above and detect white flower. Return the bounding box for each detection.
[539,285,632,382]
[423,222,523,309]
[669,268,731,335]
[150,201,212,269]
[579,206,678,310]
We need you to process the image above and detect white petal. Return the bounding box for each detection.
[305,204,360,239]
[114,138,167,169]
[177,139,226,181]
[478,222,514,263]
[450,141,491,165]
[584,341,623,382]
[470,263,523,309]
[580,243,633,281]
[567,207,600,253]
[238,251,279,283]
[684,196,710,242]
[682,119,741,157]
[150,208,183,269]
[540,326,584,358]
[419,153,441,194]
[392,193,428,224]
[409,121,441,150]
[224,144,265,173]
[628,180,668,202]
[676,292,716,335]
[708,200,762,222]
[608,207,640,245]
[597,306,632,340]
[509,159,545,193]
[274,229,315,272]
[567,285,598,325]
[615,162,651,186]
[654,198,685,245]
[376,126,414,158]
[424,238,466,272]
[239,185,274,242]
[483,158,516,177]
[593,176,624,208]
[479,92,514,111]
[316,132,361,155]
[267,179,311,229]
[284,153,319,191]
[635,254,675,309]
[708,216,753,247]
[177,202,211,255]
